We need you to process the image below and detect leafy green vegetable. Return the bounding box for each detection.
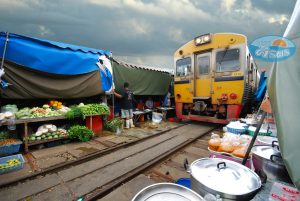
[68,125,94,142]
[65,107,83,119]
[80,103,110,118]
[105,118,123,132]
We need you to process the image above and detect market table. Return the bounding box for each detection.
[155,107,175,120]
[133,109,152,123]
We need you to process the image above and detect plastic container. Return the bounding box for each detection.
[175,178,191,189]
[0,141,22,157]
[226,121,248,134]
[248,126,272,136]
[152,112,163,124]
[0,154,25,174]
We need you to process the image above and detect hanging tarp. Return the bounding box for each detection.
[2,61,102,99]
[0,32,113,99]
[112,60,173,96]
[268,0,300,189]
[0,32,111,75]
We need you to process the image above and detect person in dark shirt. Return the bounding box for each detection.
[113,82,136,129]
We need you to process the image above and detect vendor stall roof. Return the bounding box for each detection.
[113,59,174,75]
[112,59,173,96]
[0,32,112,99]
[0,32,111,75]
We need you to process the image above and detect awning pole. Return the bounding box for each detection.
[110,56,114,119]
[0,32,9,70]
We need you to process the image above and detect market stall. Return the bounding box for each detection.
[0,32,114,174]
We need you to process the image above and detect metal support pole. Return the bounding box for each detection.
[0,32,9,70]
[242,112,267,165]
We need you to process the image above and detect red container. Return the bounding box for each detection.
[139,115,145,122]
[154,101,161,108]
[168,118,175,122]
[108,106,114,120]
[86,115,103,135]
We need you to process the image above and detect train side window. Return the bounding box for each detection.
[176,57,191,77]
[216,48,240,72]
[197,56,210,74]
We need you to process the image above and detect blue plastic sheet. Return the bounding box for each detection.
[0,32,111,75]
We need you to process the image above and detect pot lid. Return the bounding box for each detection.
[252,145,283,163]
[132,183,204,201]
[257,136,278,145]
[190,158,261,195]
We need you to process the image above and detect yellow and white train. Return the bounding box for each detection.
[174,33,259,124]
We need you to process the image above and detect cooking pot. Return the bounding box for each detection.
[186,158,261,201]
[252,142,292,183]
[131,183,204,201]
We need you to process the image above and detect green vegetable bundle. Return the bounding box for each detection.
[68,125,94,142]
[105,118,123,132]
[80,103,110,118]
[65,107,83,119]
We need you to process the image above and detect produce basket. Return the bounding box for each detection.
[0,141,22,157]
[248,126,272,136]
[0,154,25,174]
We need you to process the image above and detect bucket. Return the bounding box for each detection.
[139,114,145,122]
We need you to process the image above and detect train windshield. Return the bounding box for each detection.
[176,57,191,77]
[216,48,240,72]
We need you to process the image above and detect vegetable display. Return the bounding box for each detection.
[28,124,68,142]
[16,107,62,119]
[79,103,110,118]
[48,100,63,109]
[65,107,83,119]
[68,125,94,142]
[0,112,15,123]
[0,158,21,170]
[105,118,123,132]
[0,139,20,146]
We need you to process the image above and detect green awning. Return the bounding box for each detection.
[112,60,173,96]
[268,1,300,189]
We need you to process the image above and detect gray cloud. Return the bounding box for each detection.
[0,0,296,68]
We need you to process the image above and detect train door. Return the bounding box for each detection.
[194,52,212,99]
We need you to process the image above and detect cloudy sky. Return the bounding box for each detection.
[0,0,296,69]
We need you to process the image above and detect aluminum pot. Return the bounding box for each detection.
[131,183,204,201]
[252,142,292,183]
[186,158,261,201]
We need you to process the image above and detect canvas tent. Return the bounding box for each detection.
[268,1,300,189]
[0,32,113,99]
[112,59,173,96]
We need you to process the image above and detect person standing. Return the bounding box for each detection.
[114,82,136,129]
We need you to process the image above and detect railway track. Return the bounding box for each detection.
[0,122,216,201]
[95,126,219,201]
[0,122,185,189]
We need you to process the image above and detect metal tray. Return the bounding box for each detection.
[132,183,204,201]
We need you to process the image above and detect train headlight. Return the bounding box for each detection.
[194,34,211,46]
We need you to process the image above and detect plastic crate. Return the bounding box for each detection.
[0,141,22,157]
[0,154,25,174]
